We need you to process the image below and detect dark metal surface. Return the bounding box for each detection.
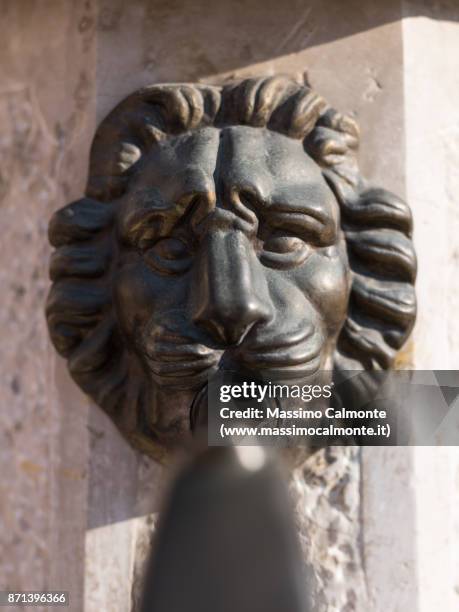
[45,77,416,457]
[140,446,311,612]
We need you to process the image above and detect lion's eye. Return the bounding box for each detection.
[144,237,192,275]
[154,238,189,260]
[260,235,310,269]
[263,236,303,253]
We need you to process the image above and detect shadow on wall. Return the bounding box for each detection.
[97,0,459,84]
[86,405,167,530]
[96,0,407,119]
[96,0,459,120]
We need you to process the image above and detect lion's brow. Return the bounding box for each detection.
[267,181,336,219]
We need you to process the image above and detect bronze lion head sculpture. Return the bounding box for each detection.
[46,76,416,457]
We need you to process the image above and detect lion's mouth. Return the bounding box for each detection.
[143,326,323,385]
[143,337,221,384]
[226,328,323,377]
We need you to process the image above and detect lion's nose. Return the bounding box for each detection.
[197,298,265,346]
[192,231,272,346]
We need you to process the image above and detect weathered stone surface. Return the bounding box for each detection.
[2,1,459,611]
[0,1,97,609]
[402,3,459,609]
[291,447,367,611]
[84,408,163,612]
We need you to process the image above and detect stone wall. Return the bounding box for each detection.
[1,1,458,611]
[0,3,97,610]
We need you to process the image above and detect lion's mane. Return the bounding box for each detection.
[46,77,416,446]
